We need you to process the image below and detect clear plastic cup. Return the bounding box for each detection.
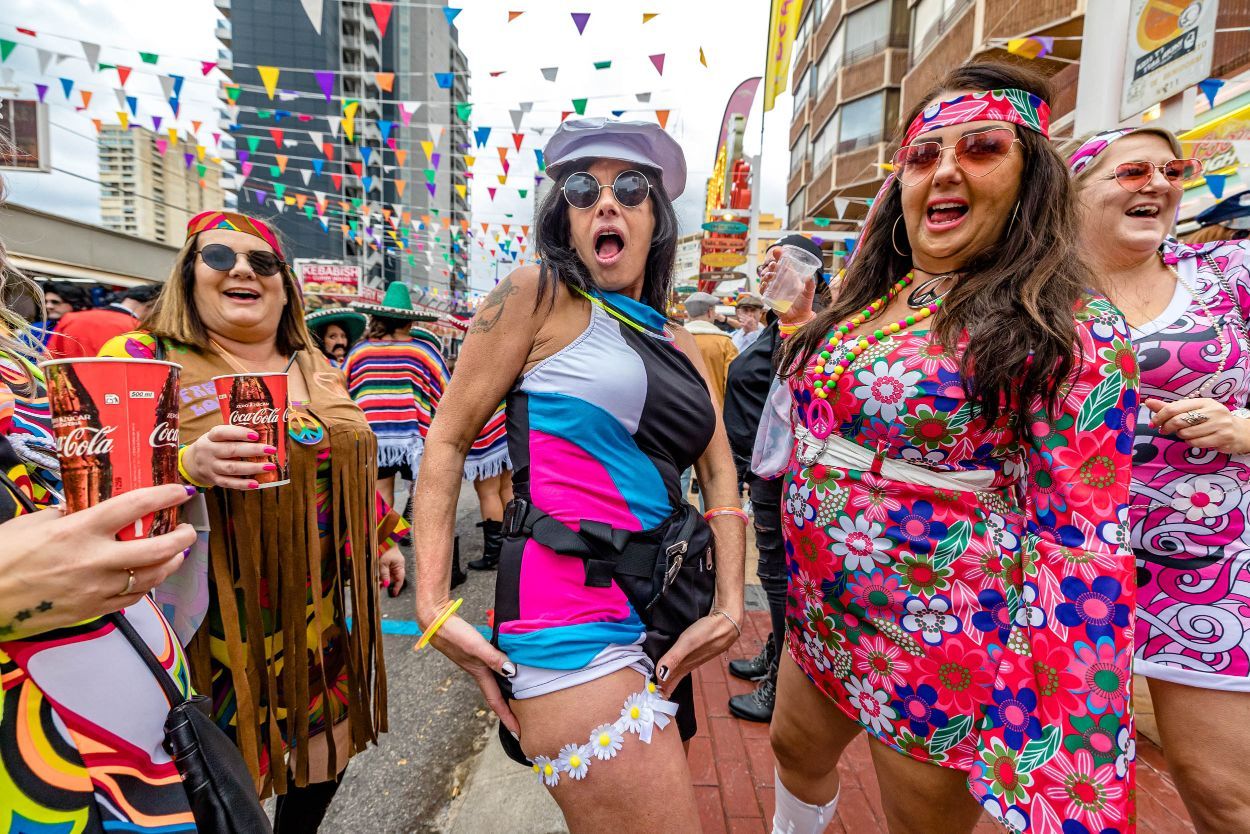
[762,245,822,313]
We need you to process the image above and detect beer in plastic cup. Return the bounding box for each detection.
[762,245,823,313]
[42,357,182,540]
[212,372,289,488]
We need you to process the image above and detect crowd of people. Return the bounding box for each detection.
[1,56,1248,834]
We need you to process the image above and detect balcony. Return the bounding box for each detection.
[902,4,976,113]
[216,48,233,72]
[787,160,811,203]
[215,17,231,46]
[833,141,888,191]
[214,0,230,17]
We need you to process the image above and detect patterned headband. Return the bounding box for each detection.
[186,211,284,259]
[904,89,1050,146]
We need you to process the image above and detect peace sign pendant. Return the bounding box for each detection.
[808,398,835,440]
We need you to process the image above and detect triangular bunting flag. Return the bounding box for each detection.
[269,128,284,147]
[655,110,670,128]
[116,111,129,130]
[36,49,54,76]
[435,73,454,89]
[636,92,652,103]
[201,60,217,75]
[572,98,588,115]
[34,84,47,103]
[456,102,472,121]
[375,71,394,92]
[512,133,524,151]
[314,70,335,101]
[343,100,359,142]
[378,120,394,142]
[139,52,159,65]
[508,10,524,21]
[81,41,100,68]
[327,115,341,138]
[541,67,558,82]
[649,54,665,75]
[274,154,288,174]
[643,12,658,22]
[444,7,461,26]
[594,60,612,70]
[455,183,467,199]
[395,148,408,166]
[60,77,73,98]
[421,139,434,162]
[258,66,280,99]
[369,2,394,37]
[488,187,497,200]
[300,0,325,34]
[571,12,591,34]
[464,154,476,167]
[116,65,132,86]
[699,47,707,67]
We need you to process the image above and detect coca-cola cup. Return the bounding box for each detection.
[211,372,289,488]
[41,357,183,540]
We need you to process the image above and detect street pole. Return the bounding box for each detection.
[1074,1,1131,137]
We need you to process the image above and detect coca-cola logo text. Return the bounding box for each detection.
[229,407,285,426]
[56,425,116,458]
[148,420,180,448]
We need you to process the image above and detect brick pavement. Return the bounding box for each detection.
[690,611,1196,834]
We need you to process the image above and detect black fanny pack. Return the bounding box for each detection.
[501,497,717,661]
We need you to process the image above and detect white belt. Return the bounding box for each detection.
[793,426,996,493]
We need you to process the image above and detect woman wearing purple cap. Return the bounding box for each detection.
[413,118,745,830]
[1071,126,1250,831]
[767,62,1136,833]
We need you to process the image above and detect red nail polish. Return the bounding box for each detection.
[263,446,277,455]
[247,431,260,441]
[381,579,390,588]
[263,463,277,472]
[249,482,260,490]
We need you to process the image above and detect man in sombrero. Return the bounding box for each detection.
[344,281,448,511]
[305,306,367,368]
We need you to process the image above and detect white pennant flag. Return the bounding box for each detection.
[285,139,300,148]
[81,41,100,68]
[299,0,324,34]
[510,109,524,131]
[540,67,558,82]
[300,168,312,185]
[405,101,423,114]
[36,49,55,76]
[115,88,128,111]
[158,75,176,99]
[430,125,445,146]
[833,198,848,219]
[308,131,323,149]
[327,116,341,138]
[636,92,652,103]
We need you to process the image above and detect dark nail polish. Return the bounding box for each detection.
[501,661,517,678]
[263,463,278,472]
[657,665,670,682]
[263,446,277,455]
[184,485,198,496]
[247,431,259,441]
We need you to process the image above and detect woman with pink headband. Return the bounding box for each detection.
[1071,127,1250,832]
[765,62,1136,833]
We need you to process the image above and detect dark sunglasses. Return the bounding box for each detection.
[892,127,1020,187]
[1105,158,1203,192]
[561,170,652,210]
[196,243,286,276]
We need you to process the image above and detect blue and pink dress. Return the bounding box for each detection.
[492,290,715,730]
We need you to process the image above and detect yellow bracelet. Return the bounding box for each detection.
[177,445,211,489]
[415,597,463,650]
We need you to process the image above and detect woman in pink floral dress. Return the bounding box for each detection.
[765,63,1137,834]
[1072,126,1250,832]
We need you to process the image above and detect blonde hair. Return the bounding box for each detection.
[1182,224,1239,246]
[146,224,311,355]
[0,170,44,376]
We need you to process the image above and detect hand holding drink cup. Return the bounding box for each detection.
[180,424,283,490]
[758,245,819,326]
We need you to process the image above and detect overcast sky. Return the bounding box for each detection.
[0,0,793,293]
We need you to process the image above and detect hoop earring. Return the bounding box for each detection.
[891,215,910,258]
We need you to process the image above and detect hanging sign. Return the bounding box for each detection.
[1120,0,1219,120]
[701,252,747,268]
[702,220,749,234]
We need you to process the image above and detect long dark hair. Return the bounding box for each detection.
[782,61,1089,426]
[532,162,679,314]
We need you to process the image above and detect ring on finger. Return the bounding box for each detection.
[1182,410,1209,426]
[118,569,136,597]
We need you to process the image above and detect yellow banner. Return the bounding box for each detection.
[763,0,804,112]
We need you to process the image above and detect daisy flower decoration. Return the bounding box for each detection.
[589,723,624,761]
[556,742,594,780]
[642,681,680,731]
[618,692,656,741]
[532,754,560,788]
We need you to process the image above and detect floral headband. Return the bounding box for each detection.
[186,211,284,259]
[1066,127,1183,176]
[904,89,1051,146]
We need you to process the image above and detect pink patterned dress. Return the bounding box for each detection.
[1132,238,1250,690]
[783,296,1138,833]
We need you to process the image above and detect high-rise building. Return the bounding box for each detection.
[98,125,224,244]
[214,0,470,303]
[786,0,1250,230]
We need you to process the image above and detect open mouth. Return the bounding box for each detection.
[1126,204,1161,219]
[594,228,626,265]
[926,200,969,227]
[223,287,262,302]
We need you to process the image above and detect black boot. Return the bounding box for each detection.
[450,534,468,589]
[728,658,777,723]
[467,519,503,570]
[728,632,775,681]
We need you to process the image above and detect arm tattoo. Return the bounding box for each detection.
[470,277,517,333]
[0,601,53,637]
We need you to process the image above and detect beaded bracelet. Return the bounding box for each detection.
[415,597,464,650]
[177,445,211,489]
[704,506,749,524]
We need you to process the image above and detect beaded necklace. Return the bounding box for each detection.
[805,271,944,439]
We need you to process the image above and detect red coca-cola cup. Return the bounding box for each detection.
[211,372,289,488]
[41,357,182,540]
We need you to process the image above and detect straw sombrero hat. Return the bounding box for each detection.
[350,281,441,322]
[304,306,367,343]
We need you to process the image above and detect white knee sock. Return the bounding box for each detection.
[772,770,839,834]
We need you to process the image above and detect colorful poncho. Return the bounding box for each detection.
[465,400,510,481]
[343,338,448,471]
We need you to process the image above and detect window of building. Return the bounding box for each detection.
[910,0,969,60]
[793,65,812,113]
[788,188,806,228]
[790,128,809,176]
[816,26,843,96]
[844,0,891,66]
[813,110,839,166]
[837,92,885,151]
[795,4,815,58]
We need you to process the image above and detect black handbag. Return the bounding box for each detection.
[108,612,273,834]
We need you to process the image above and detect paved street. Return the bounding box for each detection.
[321,480,502,833]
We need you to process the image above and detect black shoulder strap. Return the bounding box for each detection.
[108,611,187,707]
[152,336,167,362]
